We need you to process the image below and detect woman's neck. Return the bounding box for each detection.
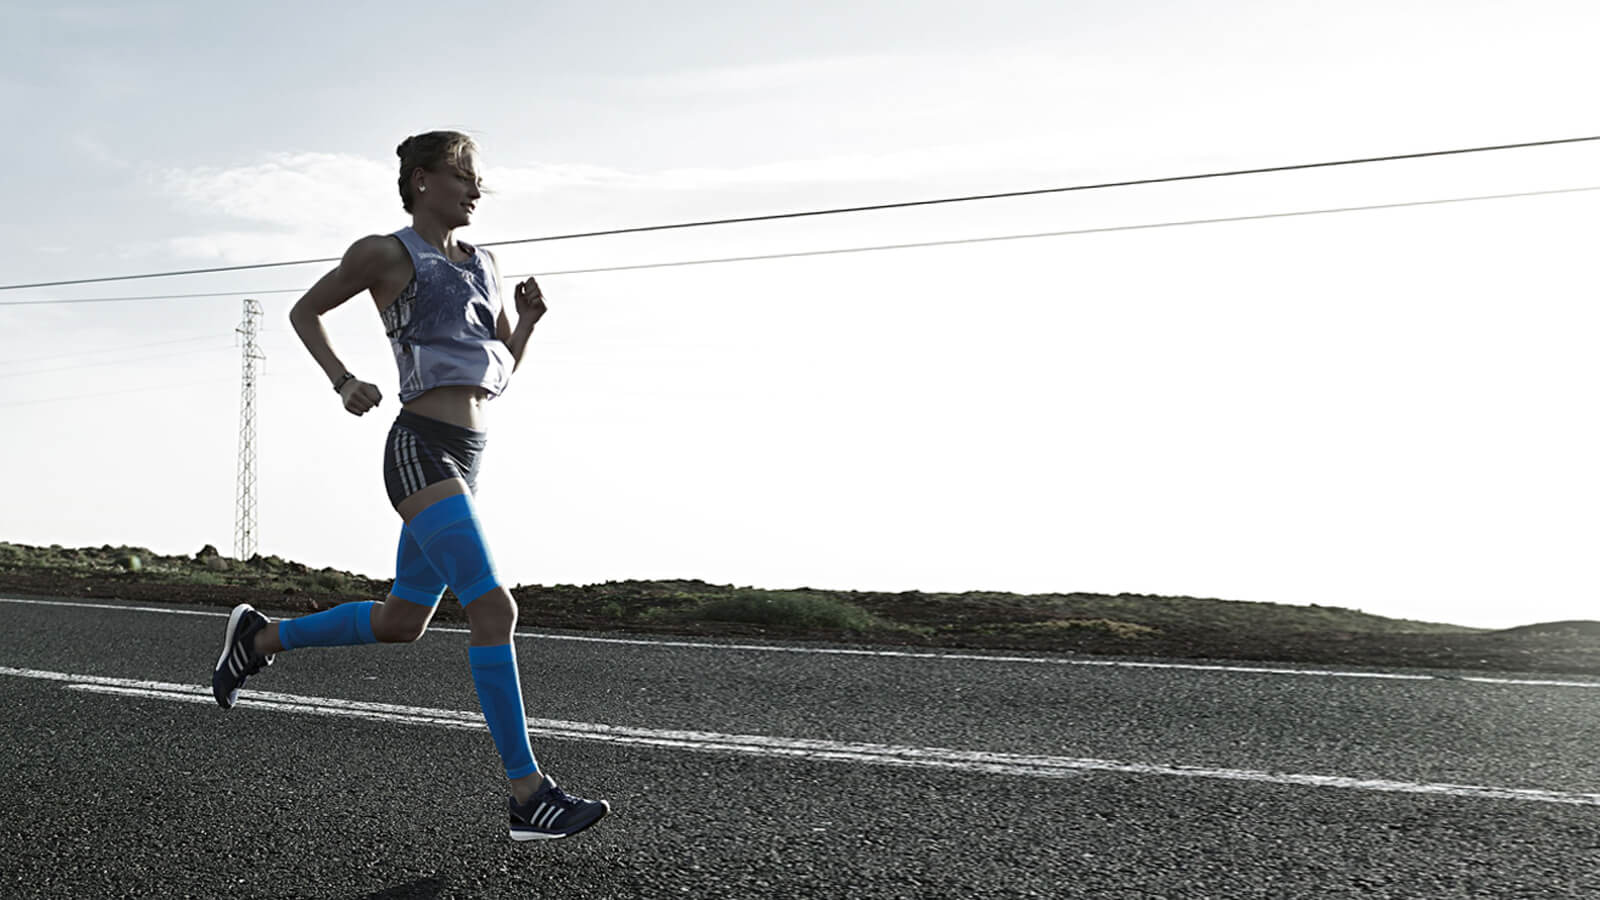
[410,217,461,258]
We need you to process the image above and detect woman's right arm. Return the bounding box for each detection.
[289,235,393,415]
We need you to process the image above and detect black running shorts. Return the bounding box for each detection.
[383,409,488,508]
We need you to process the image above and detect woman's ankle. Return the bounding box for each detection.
[253,623,284,656]
[510,771,544,804]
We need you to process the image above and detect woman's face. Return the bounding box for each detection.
[417,148,483,228]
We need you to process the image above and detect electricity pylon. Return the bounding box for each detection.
[234,299,266,560]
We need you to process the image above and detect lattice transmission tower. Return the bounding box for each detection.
[234,299,267,560]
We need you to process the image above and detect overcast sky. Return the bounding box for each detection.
[2,0,1596,629]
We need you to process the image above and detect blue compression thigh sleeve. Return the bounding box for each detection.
[390,524,446,607]
[278,600,378,651]
[468,643,539,779]
[407,493,503,605]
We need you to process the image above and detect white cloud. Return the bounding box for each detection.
[153,152,398,262]
[157,152,394,228]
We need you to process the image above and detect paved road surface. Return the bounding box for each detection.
[3,595,1599,899]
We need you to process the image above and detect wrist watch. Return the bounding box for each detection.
[333,372,355,393]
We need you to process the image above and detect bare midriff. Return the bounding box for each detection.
[402,384,492,431]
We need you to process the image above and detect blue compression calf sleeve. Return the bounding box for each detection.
[278,600,378,651]
[407,493,503,605]
[390,523,446,607]
[468,643,539,779]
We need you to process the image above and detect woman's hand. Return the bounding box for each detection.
[513,277,547,325]
[340,378,383,416]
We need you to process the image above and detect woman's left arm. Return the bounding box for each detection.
[489,251,545,373]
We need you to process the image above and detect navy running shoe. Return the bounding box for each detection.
[212,603,274,709]
[509,775,610,841]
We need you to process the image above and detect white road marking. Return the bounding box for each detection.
[3,594,1597,690]
[0,663,1591,806]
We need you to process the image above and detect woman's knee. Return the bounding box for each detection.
[465,586,517,630]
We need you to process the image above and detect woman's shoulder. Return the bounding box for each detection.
[339,232,412,284]
[344,232,410,264]
[348,231,409,257]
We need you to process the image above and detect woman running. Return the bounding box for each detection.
[210,130,609,841]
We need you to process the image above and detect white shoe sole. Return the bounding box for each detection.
[509,829,569,841]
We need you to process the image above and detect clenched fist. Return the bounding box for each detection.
[514,277,547,324]
[339,378,382,416]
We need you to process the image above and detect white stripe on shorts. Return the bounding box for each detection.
[393,432,411,498]
[402,432,424,498]
[395,431,414,498]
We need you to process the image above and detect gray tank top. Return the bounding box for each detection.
[381,226,514,404]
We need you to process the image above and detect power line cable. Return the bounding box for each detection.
[4,182,1595,307]
[2,134,1596,293]
[512,184,1600,278]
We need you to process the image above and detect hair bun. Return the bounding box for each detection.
[396,137,413,157]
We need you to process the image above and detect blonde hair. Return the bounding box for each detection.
[395,131,478,213]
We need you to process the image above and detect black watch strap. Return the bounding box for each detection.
[333,372,355,393]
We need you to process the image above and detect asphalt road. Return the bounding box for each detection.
[3,594,1600,899]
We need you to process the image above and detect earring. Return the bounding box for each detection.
[418,185,426,193]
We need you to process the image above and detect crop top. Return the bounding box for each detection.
[381,226,514,404]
